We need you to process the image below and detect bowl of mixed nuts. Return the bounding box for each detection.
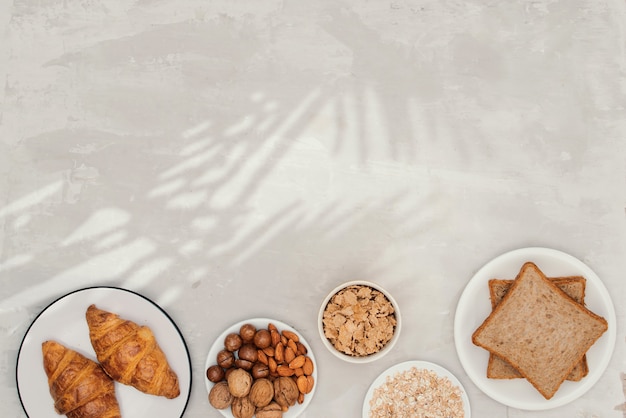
[205,318,317,418]
[318,280,401,363]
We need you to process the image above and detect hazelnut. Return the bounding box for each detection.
[231,395,255,418]
[227,368,253,397]
[251,362,269,379]
[206,364,225,383]
[255,402,283,418]
[273,376,298,408]
[249,378,274,408]
[238,343,258,363]
[240,323,256,343]
[235,358,253,370]
[208,381,233,409]
[224,333,243,352]
[217,349,235,368]
[254,329,272,349]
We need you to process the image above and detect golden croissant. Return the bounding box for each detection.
[42,340,121,418]
[85,304,180,399]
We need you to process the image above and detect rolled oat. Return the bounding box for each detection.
[369,367,465,418]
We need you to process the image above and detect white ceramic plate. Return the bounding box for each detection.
[362,360,471,418]
[454,247,616,410]
[16,287,192,417]
[205,318,317,418]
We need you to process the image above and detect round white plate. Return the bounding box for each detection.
[16,287,192,418]
[362,360,471,418]
[454,247,616,410]
[205,318,317,418]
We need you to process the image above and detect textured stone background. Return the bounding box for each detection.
[1,1,625,417]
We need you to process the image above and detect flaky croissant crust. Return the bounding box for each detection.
[86,304,180,399]
[42,340,121,418]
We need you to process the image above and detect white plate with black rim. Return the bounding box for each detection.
[454,247,616,410]
[362,360,471,418]
[16,286,192,418]
[205,318,317,418]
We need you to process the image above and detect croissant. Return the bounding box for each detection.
[85,304,180,399]
[42,340,121,418]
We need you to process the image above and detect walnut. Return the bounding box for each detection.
[249,378,274,408]
[227,368,252,397]
[208,381,233,409]
[255,402,283,418]
[231,395,255,418]
[273,377,298,408]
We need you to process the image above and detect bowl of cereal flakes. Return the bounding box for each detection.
[318,280,401,363]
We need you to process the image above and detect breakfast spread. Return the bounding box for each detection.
[25,249,614,418]
[472,262,608,400]
[206,322,315,418]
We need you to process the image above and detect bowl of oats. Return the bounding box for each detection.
[318,280,401,363]
[362,360,470,418]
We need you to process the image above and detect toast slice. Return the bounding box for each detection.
[487,277,589,381]
[472,262,608,400]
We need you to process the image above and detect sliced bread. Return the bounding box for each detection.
[472,262,608,400]
[487,277,589,381]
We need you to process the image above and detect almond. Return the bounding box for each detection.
[305,375,314,394]
[303,356,314,375]
[282,330,300,343]
[284,346,296,364]
[270,329,281,347]
[268,322,278,332]
[289,355,305,370]
[275,342,284,363]
[296,342,307,355]
[298,392,305,404]
[287,339,298,353]
[294,367,304,377]
[262,346,275,357]
[268,357,278,373]
[257,350,268,365]
[296,375,308,394]
[276,365,295,377]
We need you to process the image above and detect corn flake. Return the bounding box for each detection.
[323,284,396,356]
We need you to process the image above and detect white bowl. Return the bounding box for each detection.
[205,318,317,418]
[317,280,401,363]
